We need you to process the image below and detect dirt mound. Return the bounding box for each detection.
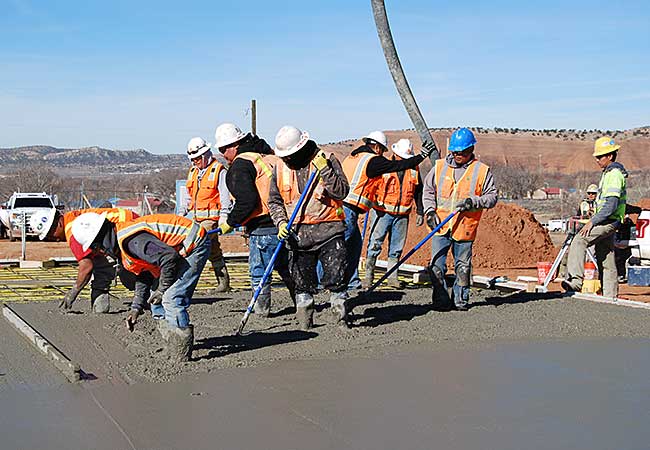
[368,203,556,270]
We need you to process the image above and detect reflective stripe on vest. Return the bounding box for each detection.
[375,167,419,215]
[233,153,276,224]
[63,208,138,243]
[275,155,345,225]
[596,167,627,222]
[434,159,489,242]
[342,153,382,211]
[187,159,224,222]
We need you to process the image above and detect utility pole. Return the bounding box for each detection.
[251,99,257,136]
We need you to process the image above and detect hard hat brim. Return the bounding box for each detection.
[216,131,248,150]
[362,137,387,150]
[593,144,620,157]
[187,143,212,160]
[35,208,57,240]
[275,131,310,158]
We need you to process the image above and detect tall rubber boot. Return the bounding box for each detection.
[253,284,271,317]
[387,258,405,289]
[362,256,377,290]
[295,293,314,330]
[90,290,111,313]
[212,259,230,293]
[166,325,194,363]
[330,291,350,326]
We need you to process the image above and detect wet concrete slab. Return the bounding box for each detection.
[0,338,648,450]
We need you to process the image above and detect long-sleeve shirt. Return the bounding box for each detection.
[268,153,349,250]
[422,154,498,214]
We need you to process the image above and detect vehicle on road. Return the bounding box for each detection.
[3,192,57,241]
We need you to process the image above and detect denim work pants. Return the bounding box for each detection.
[366,210,409,260]
[160,237,210,328]
[248,230,291,297]
[430,233,474,308]
[343,205,363,289]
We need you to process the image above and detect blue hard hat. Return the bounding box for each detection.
[448,127,477,152]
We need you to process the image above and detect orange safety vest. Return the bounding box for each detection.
[342,152,383,212]
[186,159,225,222]
[434,159,489,242]
[275,154,345,225]
[233,152,277,224]
[63,208,139,243]
[375,165,419,216]
[115,214,206,277]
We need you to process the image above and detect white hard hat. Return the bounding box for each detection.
[71,212,107,252]
[362,131,388,150]
[215,123,247,149]
[29,209,57,240]
[391,138,414,159]
[186,137,211,160]
[274,125,310,158]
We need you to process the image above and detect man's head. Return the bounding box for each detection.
[448,127,477,166]
[215,123,248,164]
[362,131,388,155]
[30,209,64,241]
[391,138,414,160]
[586,183,598,200]
[593,136,620,170]
[186,137,213,170]
[274,125,317,170]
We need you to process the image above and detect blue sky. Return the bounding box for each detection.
[1,0,649,153]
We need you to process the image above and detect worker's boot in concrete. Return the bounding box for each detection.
[330,291,350,326]
[387,257,405,289]
[362,256,377,290]
[156,318,171,341]
[295,293,314,330]
[253,285,271,317]
[428,265,452,311]
[166,325,194,363]
[212,259,230,293]
[90,290,111,314]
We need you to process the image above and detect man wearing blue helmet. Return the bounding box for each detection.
[422,128,497,311]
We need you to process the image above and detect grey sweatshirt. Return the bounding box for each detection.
[422,154,498,214]
[268,153,349,251]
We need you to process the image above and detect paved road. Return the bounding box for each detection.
[0,338,648,450]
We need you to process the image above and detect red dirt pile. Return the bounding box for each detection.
[367,203,556,270]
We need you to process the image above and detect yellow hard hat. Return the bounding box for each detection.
[586,184,598,194]
[593,136,620,157]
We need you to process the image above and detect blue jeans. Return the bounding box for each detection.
[343,205,363,289]
[430,233,473,307]
[160,237,210,328]
[366,210,409,260]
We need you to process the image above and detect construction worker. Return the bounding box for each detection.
[342,130,431,291]
[71,212,209,362]
[214,123,295,316]
[577,184,598,218]
[422,127,497,311]
[29,207,140,314]
[267,126,349,328]
[363,138,424,289]
[186,137,232,293]
[562,136,627,298]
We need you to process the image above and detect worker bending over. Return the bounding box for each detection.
[422,128,497,311]
[268,126,350,328]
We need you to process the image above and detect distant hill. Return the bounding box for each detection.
[0,145,186,175]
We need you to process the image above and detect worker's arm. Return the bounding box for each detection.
[472,169,498,210]
[414,171,424,216]
[314,154,349,200]
[74,257,94,290]
[217,169,233,224]
[590,169,625,226]
[225,158,260,227]
[267,166,289,227]
[366,154,424,178]
[421,167,437,214]
[131,271,155,311]
[123,232,181,294]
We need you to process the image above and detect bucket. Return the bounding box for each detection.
[537,262,553,284]
[582,261,600,293]
[584,261,597,280]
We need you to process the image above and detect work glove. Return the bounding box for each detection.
[217,222,234,235]
[125,308,143,332]
[277,221,290,240]
[426,211,441,230]
[59,286,81,311]
[420,140,436,159]
[456,198,474,212]
[415,214,424,227]
[312,150,329,171]
[148,289,164,305]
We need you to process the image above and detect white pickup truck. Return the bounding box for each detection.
[1,192,57,241]
[629,210,650,265]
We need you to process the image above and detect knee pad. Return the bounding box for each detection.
[456,263,471,287]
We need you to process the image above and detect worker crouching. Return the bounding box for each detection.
[422,128,497,311]
[268,126,350,329]
[71,212,209,363]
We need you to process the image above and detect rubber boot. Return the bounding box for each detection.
[387,258,405,289]
[166,325,194,363]
[295,293,314,330]
[90,290,111,313]
[254,291,271,318]
[156,319,171,341]
[362,256,377,290]
[330,291,349,326]
[212,260,230,293]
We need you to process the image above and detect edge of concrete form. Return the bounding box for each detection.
[571,292,650,310]
[2,303,81,382]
